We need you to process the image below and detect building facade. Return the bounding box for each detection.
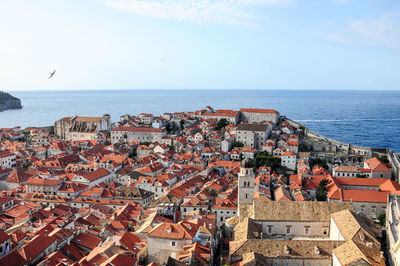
[240,108,280,124]
[236,124,270,150]
[111,127,165,144]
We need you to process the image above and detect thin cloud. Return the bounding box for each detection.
[323,15,400,51]
[105,0,293,26]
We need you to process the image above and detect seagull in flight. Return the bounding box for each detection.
[48,69,56,79]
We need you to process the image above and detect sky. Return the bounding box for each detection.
[0,0,399,91]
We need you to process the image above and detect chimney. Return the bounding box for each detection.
[314,246,320,255]
[359,232,365,242]
[62,258,68,265]
[44,230,48,236]
[284,245,290,255]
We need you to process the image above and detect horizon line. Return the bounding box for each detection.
[7,88,400,92]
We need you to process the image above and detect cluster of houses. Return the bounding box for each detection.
[0,106,396,265]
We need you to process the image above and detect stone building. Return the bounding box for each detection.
[364,157,392,179]
[281,151,297,170]
[111,126,165,144]
[25,178,63,195]
[238,159,255,218]
[0,150,16,169]
[229,203,384,265]
[54,114,111,141]
[236,123,271,150]
[386,194,400,265]
[240,108,280,124]
[147,221,200,264]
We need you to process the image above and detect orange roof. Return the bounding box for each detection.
[203,110,239,117]
[148,221,199,240]
[274,186,292,201]
[81,168,110,181]
[212,197,237,210]
[25,177,61,186]
[329,189,389,203]
[72,232,101,250]
[18,235,57,261]
[365,157,391,172]
[334,177,386,187]
[210,160,240,169]
[282,151,296,156]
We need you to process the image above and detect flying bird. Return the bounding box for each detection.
[48,69,56,79]
[160,58,165,61]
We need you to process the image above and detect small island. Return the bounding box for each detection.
[0,91,22,112]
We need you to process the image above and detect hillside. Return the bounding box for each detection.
[0,91,22,112]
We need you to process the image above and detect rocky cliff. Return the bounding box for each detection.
[0,91,22,112]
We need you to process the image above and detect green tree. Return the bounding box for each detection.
[313,158,328,170]
[378,213,386,226]
[254,152,281,169]
[180,120,185,129]
[165,123,173,133]
[316,178,330,201]
[377,156,389,164]
[233,141,244,148]
[216,118,228,130]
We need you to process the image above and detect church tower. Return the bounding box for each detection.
[238,159,255,218]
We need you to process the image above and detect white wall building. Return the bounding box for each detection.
[0,150,16,169]
[111,127,165,144]
[236,124,270,150]
[281,151,297,170]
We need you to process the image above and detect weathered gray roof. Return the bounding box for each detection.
[251,198,354,222]
[237,123,269,132]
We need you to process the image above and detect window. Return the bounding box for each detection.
[323,227,328,235]
[304,226,310,235]
[220,217,223,222]
[171,241,176,247]
[286,226,291,234]
[267,226,272,234]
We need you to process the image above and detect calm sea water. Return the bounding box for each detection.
[1,90,400,151]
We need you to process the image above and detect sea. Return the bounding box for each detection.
[1,90,399,152]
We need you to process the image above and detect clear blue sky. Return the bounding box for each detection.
[1,0,399,91]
